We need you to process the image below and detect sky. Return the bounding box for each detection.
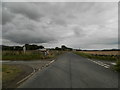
[1,2,118,49]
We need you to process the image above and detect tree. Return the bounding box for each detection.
[61,45,67,50]
[55,47,61,50]
[61,45,73,51]
[24,44,30,50]
[24,44,43,50]
[38,45,44,49]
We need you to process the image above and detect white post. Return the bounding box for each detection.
[23,46,26,54]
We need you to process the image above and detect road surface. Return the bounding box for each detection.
[18,52,118,88]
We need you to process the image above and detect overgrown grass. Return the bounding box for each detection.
[2,64,22,86]
[114,60,120,72]
[2,50,63,60]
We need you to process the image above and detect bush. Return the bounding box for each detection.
[114,60,120,72]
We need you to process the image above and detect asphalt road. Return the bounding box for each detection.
[18,52,118,88]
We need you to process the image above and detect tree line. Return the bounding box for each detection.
[2,44,73,51]
[2,44,44,51]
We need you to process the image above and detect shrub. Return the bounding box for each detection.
[114,60,120,72]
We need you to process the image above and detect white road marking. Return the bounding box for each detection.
[16,59,55,85]
[88,59,110,69]
[104,66,110,68]
[49,60,55,64]
[111,63,116,65]
[17,68,35,85]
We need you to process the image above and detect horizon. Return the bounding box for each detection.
[1,44,119,50]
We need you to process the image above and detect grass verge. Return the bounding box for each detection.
[2,64,22,88]
[113,61,120,72]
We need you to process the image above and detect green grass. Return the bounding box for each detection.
[74,51,117,61]
[114,60,120,72]
[2,64,22,84]
[2,50,63,60]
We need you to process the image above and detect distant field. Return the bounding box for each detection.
[75,51,119,61]
[2,50,63,60]
[79,51,120,55]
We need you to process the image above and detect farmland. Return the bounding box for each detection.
[79,51,119,56]
[75,50,120,61]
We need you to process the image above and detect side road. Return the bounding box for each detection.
[2,60,54,89]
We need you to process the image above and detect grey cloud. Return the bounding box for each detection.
[4,2,43,21]
[2,2,118,49]
[73,26,86,37]
[2,14,58,44]
[2,8,14,25]
[70,37,118,49]
[50,17,67,26]
[3,26,57,44]
[3,32,54,44]
[0,5,2,25]
[87,38,118,45]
